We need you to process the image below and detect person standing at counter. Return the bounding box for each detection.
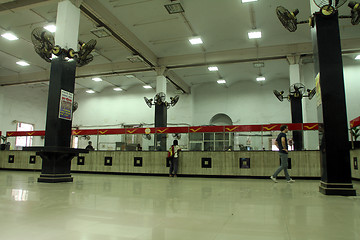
[169,140,181,177]
[270,125,295,183]
[85,141,95,151]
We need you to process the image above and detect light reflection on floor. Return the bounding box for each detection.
[0,171,359,240]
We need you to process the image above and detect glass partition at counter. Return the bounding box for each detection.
[4,123,321,151]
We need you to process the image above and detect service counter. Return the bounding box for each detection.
[1,149,359,179]
[0,150,327,178]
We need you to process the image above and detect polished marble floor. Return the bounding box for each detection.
[0,171,359,240]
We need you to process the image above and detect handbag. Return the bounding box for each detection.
[167,145,174,159]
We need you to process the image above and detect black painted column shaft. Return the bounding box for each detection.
[290,95,303,151]
[312,12,355,195]
[45,56,75,148]
[155,103,167,151]
[36,55,86,183]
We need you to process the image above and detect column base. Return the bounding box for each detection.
[319,181,356,196]
[38,174,73,183]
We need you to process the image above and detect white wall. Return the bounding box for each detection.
[0,57,359,150]
[0,85,48,147]
[344,57,360,124]
[192,78,292,125]
[72,84,193,128]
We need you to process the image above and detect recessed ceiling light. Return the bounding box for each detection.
[242,0,257,2]
[189,37,203,45]
[125,74,135,78]
[355,55,360,60]
[113,87,123,91]
[16,61,29,66]
[1,32,18,41]
[256,76,266,81]
[143,85,152,89]
[44,24,56,33]
[92,77,102,82]
[208,66,218,71]
[86,89,95,94]
[217,79,226,84]
[248,31,262,39]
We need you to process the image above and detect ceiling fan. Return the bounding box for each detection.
[74,39,97,67]
[274,83,316,102]
[142,134,151,140]
[172,133,181,140]
[72,101,78,113]
[31,27,61,62]
[276,0,360,32]
[144,92,180,109]
[31,27,97,67]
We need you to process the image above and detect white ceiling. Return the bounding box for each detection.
[0,0,359,94]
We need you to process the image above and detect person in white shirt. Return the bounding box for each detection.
[169,140,181,177]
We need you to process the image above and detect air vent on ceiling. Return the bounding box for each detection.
[164,0,184,14]
[90,27,111,38]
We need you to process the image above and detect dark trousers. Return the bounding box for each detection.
[169,157,178,175]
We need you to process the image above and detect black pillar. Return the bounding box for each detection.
[312,12,356,196]
[155,103,167,151]
[36,54,87,183]
[289,95,304,151]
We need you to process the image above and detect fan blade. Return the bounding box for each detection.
[76,54,93,67]
[170,95,180,106]
[273,90,284,102]
[276,6,298,32]
[308,87,316,100]
[78,39,97,61]
[144,97,152,108]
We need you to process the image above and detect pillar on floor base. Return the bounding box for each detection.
[319,182,356,196]
[312,11,356,196]
[37,151,76,183]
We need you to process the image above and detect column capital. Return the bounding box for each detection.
[287,55,301,65]
[155,66,167,76]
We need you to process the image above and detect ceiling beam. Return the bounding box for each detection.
[80,0,158,67]
[159,38,360,68]
[165,70,191,94]
[0,0,58,13]
[1,38,358,87]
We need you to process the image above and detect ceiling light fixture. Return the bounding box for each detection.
[208,66,218,71]
[242,0,257,2]
[113,87,123,91]
[248,30,262,39]
[143,85,152,89]
[44,24,56,33]
[189,36,203,45]
[16,61,29,66]
[253,62,265,68]
[92,77,102,82]
[126,55,144,63]
[90,26,111,38]
[1,32,18,41]
[164,1,184,14]
[86,89,95,94]
[217,79,226,84]
[125,74,135,78]
[355,55,360,60]
[256,76,266,82]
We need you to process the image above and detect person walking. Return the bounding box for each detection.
[270,125,295,183]
[169,140,181,177]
